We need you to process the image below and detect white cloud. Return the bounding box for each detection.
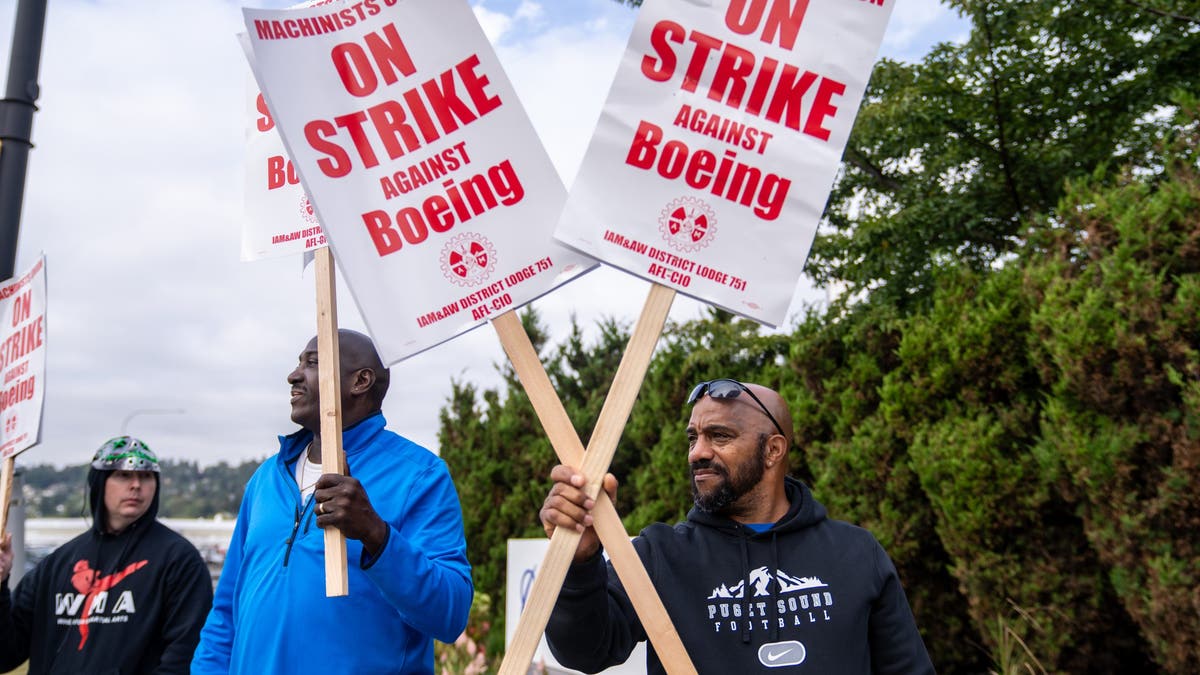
[881,0,968,61]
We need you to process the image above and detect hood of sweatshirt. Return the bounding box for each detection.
[684,475,826,535]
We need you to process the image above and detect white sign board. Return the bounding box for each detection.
[242,0,594,364]
[507,539,647,675]
[0,255,47,458]
[241,81,326,262]
[556,0,895,326]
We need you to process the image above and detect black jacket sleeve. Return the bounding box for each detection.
[0,569,38,671]
[867,538,936,675]
[544,548,645,673]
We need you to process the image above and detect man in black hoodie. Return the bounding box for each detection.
[541,379,935,674]
[0,436,213,674]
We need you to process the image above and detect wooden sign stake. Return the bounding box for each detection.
[0,456,14,540]
[494,283,694,675]
[315,246,349,596]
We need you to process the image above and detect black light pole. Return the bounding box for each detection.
[0,0,47,279]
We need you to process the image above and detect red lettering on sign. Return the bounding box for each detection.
[305,55,501,178]
[640,21,846,142]
[360,159,524,256]
[256,94,274,132]
[266,156,302,189]
[626,121,790,220]
[725,0,811,50]
[331,22,416,97]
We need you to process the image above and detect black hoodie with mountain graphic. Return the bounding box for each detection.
[546,477,935,674]
[0,469,213,674]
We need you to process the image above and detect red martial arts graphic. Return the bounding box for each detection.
[69,559,148,649]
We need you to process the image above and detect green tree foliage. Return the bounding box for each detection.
[783,299,989,670]
[885,265,1150,670]
[1024,112,1200,670]
[813,0,1200,306]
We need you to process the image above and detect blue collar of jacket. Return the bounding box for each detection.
[276,411,387,465]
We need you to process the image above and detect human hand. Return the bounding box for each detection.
[0,532,12,581]
[538,465,618,565]
[313,474,389,558]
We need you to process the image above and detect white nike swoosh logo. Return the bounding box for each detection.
[765,648,793,662]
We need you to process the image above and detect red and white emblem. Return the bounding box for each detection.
[299,194,319,225]
[440,232,497,287]
[658,197,717,252]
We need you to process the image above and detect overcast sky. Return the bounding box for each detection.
[0,0,964,469]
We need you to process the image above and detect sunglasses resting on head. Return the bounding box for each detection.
[687,378,787,439]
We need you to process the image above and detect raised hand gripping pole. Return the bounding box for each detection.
[315,247,349,597]
[493,284,695,675]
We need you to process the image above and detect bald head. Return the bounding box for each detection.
[336,329,390,406]
[290,330,390,432]
[741,383,793,447]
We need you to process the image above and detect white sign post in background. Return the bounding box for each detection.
[556,0,896,326]
[242,0,595,366]
[507,539,646,675]
[0,255,48,537]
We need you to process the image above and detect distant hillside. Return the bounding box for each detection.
[18,458,265,519]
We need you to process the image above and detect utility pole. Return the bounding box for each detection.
[0,0,48,278]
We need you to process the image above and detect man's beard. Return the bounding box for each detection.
[691,434,768,514]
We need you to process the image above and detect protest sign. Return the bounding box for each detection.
[0,255,46,459]
[242,0,594,365]
[241,0,327,262]
[242,80,327,262]
[0,255,47,538]
[556,0,896,326]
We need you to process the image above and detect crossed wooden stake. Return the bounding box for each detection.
[492,284,696,674]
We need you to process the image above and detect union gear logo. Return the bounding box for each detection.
[659,197,717,252]
[299,194,319,225]
[440,232,497,287]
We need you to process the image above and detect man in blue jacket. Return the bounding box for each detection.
[541,379,934,674]
[192,330,472,674]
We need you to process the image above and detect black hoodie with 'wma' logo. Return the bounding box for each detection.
[0,469,212,674]
[546,477,935,674]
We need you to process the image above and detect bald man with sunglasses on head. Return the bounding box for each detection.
[540,379,934,674]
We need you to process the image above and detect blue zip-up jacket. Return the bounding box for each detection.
[191,413,472,674]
